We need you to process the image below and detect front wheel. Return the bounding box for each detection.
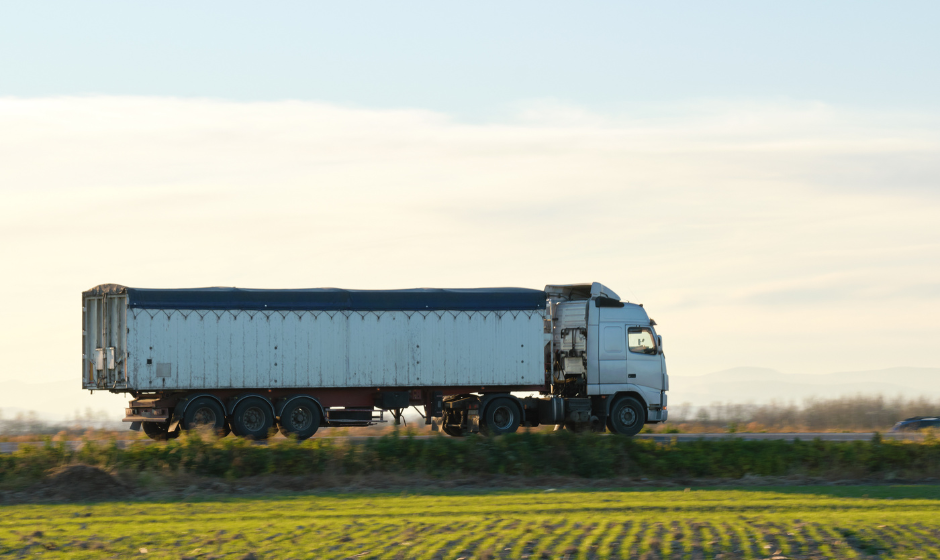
[607,397,645,436]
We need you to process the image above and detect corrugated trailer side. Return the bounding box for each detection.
[127,307,545,390]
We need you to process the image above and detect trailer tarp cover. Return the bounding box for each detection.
[84,285,546,311]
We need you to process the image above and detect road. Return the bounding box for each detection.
[635,432,923,443]
[0,431,922,453]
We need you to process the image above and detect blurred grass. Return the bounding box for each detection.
[3,429,940,483]
[1,486,939,559]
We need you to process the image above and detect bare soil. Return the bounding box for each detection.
[27,464,131,502]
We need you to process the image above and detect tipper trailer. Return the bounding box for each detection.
[82,282,668,440]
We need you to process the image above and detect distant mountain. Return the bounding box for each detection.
[668,366,940,406]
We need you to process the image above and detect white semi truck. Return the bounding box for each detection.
[82,282,668,440]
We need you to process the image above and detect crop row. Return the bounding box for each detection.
[1,488,938,559]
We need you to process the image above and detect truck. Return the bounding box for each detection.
[82,282,668,440]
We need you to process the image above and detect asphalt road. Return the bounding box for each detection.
[0,431,922,453]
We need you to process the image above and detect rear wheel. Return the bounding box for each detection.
[182,397,227,435]
[564,420,591,433]
[231,397,274,440]
[442,424,465,437]
[481,397,521,436]
[440,409,466,437]
[607,397,645,436]
[142,421,180,441]
[278,399,321,440]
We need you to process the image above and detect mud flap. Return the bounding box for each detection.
[129,421,141,431]
[431,418,440,432]
[468,410,480,433]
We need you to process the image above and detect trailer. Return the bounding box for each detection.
[82,282,668,439]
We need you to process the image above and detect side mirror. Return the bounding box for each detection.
[657,335,663,354]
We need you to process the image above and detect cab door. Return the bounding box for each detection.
[626,326,662,389]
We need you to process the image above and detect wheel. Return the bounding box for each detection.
[181,397,227,435]
[439,410,466,437]
[142,421,180,441]
[442,424,465,437]
[231,397,275,440]
[278,398,321,440]
[564,420,591,433]
[607,397,645,436]
[481,397,521,436]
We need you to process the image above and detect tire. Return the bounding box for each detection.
[181,397,227,435]
[442,424,465,437]
[278,398,321,440]
[231,397,275,440]
[481,397,521,436]
[142,421,180,441]
[439,410,465,437]
[607,397,645,436]
[564,420,591,433]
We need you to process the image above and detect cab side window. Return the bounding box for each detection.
[628,327,657,355]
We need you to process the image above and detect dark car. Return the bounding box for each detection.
[891,416,940,432]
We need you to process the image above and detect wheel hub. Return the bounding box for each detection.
[243,406,266,432]
[192,407,217,427]
[618,406,637,427]
[492,405,514,430]
[290,406,312,430]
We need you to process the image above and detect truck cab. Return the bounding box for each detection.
[545,282,668,434]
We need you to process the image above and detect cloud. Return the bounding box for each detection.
[0,95,938,418]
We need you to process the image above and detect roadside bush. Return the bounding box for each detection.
[1,431,938,482]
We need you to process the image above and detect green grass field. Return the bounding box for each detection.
[1,486,938,559]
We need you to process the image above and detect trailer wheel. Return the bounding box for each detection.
[278,399,321,440]
[142,421,180,441]
[481,398,521,436]
[182,397,227,435]
[231,397,275,440]
[607,397,644,436]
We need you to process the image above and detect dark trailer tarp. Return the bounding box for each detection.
[83,285,547,312]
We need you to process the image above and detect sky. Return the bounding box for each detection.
[1,2,938,418]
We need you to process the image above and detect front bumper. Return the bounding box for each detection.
[646,407,668,423]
